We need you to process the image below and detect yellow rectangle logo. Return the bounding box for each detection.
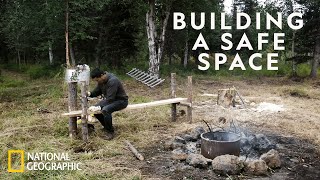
[8,150,24,173]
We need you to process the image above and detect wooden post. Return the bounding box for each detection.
[187,76,192,123]
[81,82,88,142]
[171,73,177,122]
[68,82,77,138]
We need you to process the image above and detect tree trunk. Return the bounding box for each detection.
[146,0,158,77]
[310,36,320,78]
[65,0,70,68]
[17,50,21,68]
[157,9,170,65]
[49,41,53,65]
[66,0,77,138]
[70,43,76,66]
[184,40,189,68]
[95,31,103,68]
[23,51,26,65]
[292,31,296,76]
[146,0,171,78]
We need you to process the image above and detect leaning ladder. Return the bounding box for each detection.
[127,68,165,88]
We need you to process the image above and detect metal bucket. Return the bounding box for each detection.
[65,64,90,84]
[201,131,240,159]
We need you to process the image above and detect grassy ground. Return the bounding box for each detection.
[0,69,174,179]
[1,69,320,179]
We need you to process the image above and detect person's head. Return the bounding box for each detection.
[90,68,107,83]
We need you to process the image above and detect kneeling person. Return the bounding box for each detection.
[88,68,128,140]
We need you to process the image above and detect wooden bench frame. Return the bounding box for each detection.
[62,73,192,141]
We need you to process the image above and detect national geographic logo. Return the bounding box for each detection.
[8,150,24,173]
[7,150,81,173]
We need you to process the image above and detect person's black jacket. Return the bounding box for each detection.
[89,73,128,104]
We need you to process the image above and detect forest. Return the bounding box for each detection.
[1,0,320,179]
[0,0,319,78]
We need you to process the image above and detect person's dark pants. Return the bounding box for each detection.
[94,99,128,133]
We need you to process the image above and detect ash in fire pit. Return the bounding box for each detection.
[165,126,282,176]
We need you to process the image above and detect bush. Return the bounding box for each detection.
[26,65,63,79]
[296,64,311,77]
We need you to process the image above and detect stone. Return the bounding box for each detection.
[174,136,186,144]
[164,139,184,150]
[183,134,195,142]
[245,159,268,176]
[289,158,299,163]
[186,153,208,168]
[251,134,275,153]
[211,155,243,175]
[196,139,201,148]
[172,163,193,171]
[171,148,188,160]
[190,126,205,140]
[185,142,197,154]
[260,149,281,168]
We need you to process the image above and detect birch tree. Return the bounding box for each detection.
[146,0,172,77]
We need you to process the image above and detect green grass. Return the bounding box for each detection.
[0,69,170,179]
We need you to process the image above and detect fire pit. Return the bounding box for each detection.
[201,131,240,159]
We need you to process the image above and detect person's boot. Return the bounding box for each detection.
[103,130,115,140]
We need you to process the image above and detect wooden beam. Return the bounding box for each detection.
[179,102,192,107]
[62,97,188,117]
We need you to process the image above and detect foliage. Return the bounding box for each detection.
[0,0,319,78]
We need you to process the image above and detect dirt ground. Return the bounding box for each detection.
[1,70,320,179]
[122,76,320,179]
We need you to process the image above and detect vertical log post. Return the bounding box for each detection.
[187,76,192,123]
[81,81,88,142]
[171,73,177,122]
[68,82,77,138]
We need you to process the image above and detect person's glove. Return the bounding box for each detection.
[88,106,101,112]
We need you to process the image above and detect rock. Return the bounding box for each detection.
[260,149,281,168]
[171,148,188,160]
[245,159,268,176]
[183,134,194,142]
[251,134,275,153]
[186,153,208,168]
[211,128,223,132]
[289,158,299,163]
[174,136,186,144]
[185,142,197,154]
[212,155,243,175]
[172,163,193,171]
[196,139,201,148]
[190,126,205,140]
[164,139,184,150]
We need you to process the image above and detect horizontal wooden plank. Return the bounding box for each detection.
[62,97,188,117]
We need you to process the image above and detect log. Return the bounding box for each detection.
[217,88,236,107]
[124,140,144,161]
[171,73,177,122]
[62,97,188,117]
[68,82,77,138]
[80,82,89,142]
